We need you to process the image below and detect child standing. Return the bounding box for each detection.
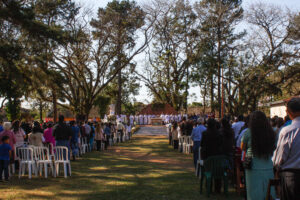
[0,136,12,181]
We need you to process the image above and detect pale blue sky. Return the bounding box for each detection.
[74,0,300,104]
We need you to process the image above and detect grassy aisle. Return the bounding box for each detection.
[0,135,241,200]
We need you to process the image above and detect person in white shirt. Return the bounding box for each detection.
[232,115,245,140]
[273,97,300,200]
[130,115,134,126]
[139,115,143,125]
[144,115,147,125]
[126,123,132,139]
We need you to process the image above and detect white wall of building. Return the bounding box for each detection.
[270,105,286,118]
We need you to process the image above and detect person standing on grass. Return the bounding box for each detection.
[172,122,179,150]
[273,97,300,200]
[0,136,11,182]
[43,122,55,151]
[0,121,3,133]
[28,121,44,147]
[95,123,103,151]
[104,123,111,150]
[53,115,72,159]
[191,118,206,168]
[241,111,276,200]
[232,115,245,141]
[12,120,26,148]
[0,122,16,164]
[70,121,80,160]
[126,122,132,140]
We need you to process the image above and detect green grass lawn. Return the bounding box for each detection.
[0,135,242,200]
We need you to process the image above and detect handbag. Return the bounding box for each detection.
[243,156,253,169]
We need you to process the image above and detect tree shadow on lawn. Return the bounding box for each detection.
[0,135,241,200]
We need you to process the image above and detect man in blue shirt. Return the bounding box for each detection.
[0,121,3,133]
[0,136,12,181]
[191,118,207,168]
[104,123,111,150]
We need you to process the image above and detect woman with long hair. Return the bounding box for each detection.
[28,121,44,147]
[43,122,55,150]
[200,118,222,160]
[220,118,234,157]
[12,120,26,148]
[241,111,276,200]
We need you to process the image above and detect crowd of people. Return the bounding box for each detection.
[0,97,299,200]
[0,115,133,181]
[166,97,300,200]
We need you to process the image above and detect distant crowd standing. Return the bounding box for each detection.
[112,114,186,126]
[0,115,133,181]
[166,97,300,200]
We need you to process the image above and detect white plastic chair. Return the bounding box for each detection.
[101,141,105,151]
[195,147,204,178]
[182,136,188,153]
[35,147,55,178]
[109,137,113,146]
[80,137,88,154]
[18,147,38,179]
[178,136,184,152]
[54,146,71,178]
[186,136,193,154]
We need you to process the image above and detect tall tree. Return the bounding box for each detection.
[90,0,146,115]
[193,0,244,117]
[139,0,198,111]
[50,4,155,119]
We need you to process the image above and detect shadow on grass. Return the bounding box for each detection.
[0,135,241,200]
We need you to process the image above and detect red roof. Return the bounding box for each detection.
[138,104,178,115]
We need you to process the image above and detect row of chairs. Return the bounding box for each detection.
[17,146,71,179]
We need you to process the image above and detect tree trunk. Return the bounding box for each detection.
[39,100,43,122]
[116,69,122,115]
[184,66,189,113]
[202,85,207,114]
[217,32,222,118]
[210,74,214,112]
[52,89,57,123]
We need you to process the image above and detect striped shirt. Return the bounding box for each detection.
[272,116,300,170]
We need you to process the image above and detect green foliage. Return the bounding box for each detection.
[94,95,111,118]
[189,102,203,107]
[5,98,21,121]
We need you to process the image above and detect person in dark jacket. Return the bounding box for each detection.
[220,118,235,157]
[201,118,223,192]
[53,115,72,160]
[201,118,222,159]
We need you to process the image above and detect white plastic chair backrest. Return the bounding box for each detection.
[188,136,193,145]
[179,136,184,143]
[35,147,50,161]
[44,143,54,155]
[82,137,87,145]
[54,146,69,161]
[18,147,34,161]
[184,136,188,144]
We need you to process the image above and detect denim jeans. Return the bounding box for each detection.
[0,160,10,180]
[193,141,201,168]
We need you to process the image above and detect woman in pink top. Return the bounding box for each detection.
[0,122,16,162]
[43,122,55,148]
